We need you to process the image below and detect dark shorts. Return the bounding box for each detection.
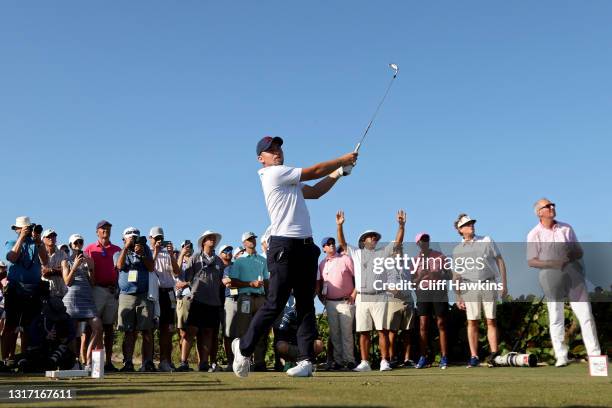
[158,288,175,326]
[4,288,42,328]
[416,290,449,318]
[186,300,221,329]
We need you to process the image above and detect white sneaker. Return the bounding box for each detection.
[287,360,313,377]
[353,360,372,372]
[231,338,250,378]
[158,360,173,372]
[555,357,569,367]
[379,359,392,371]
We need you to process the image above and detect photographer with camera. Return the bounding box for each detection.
[114,227,155,372]
[2,216,49,363]
[149,226,180,372]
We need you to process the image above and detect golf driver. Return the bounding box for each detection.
[341,63,399,176]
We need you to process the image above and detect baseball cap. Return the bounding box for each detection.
[256,136,283,155]
[11,216,33,230]
[149,226,164,238]
[320,236,335,247]
[232,246,245,258]
[69,234,85,245]
[241,232,257,242]
[96,220,112,230]
[414,232,430,243]
[0,261,7,268]
[42,229,57,238]
[122,227,140,238]
[457,215,476,228]
[218,244,234,254]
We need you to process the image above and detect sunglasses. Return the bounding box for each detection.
[539,203,556,211]
[73,240,84,245]
[222,248,234,254]
[324,241,336,247]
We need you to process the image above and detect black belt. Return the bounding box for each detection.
[159,287,173,292]
[271,236,314,245]
[327,297,350,302]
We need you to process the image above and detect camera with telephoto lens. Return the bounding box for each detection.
[493,352,537,367]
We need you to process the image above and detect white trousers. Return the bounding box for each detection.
[546,301,601,359]
[326,300,356,364]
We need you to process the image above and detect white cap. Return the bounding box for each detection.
[69,234,85,245]
[0,261,7,268]
[42,229,57,238]
[457,215,476,228]
[241,231,257,242]
[232,246,245,258]
[11,216,33,230]
[197,230,222,249]
[149,226,164,238]
[218,244,233,254]
[123,227,140,238]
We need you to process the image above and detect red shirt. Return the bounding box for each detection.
[85,241,121,286]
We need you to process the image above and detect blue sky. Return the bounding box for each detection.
[1,1,611,259]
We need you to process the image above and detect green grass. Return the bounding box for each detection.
[1,364,610,407]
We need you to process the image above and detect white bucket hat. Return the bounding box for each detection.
[358,230,382,248]
[197,230,222,249]
[457,215,477,229]
[11,216,33,230]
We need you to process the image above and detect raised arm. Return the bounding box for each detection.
[394,210,406,245]
[336,210,348,251]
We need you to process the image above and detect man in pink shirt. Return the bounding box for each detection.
[84,220,122,372]
[316,237,356,370]
[527,198,601,367]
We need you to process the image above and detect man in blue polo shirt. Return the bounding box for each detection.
[2,216,49,362]
[229,232,269,371]
[114,227,155,372]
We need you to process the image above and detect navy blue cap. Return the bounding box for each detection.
[320,236,336,247]
[256,136,283,155]
[96,220,112,230]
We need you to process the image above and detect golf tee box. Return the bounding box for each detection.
[46,370,90,379]
[588,355,608,377]
[91,349,105,379]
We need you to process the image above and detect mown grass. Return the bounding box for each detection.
[1,363,610,407]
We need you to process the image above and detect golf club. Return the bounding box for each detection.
[341,63,399,176]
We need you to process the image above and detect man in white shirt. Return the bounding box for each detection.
[452,214,507,368]
[232,136,357,378]
[526,198,601,367]
[336,209,406,372]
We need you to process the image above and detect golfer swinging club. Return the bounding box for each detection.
[232,136,358,377]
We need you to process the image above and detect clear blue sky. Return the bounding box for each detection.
[2,1,611,255]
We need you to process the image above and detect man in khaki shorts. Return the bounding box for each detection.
[175,240,194,371]
[452,214,508,368]
[336,209,406,372]
[85,220,122,372]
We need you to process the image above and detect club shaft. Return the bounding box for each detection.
[356,73,397,152]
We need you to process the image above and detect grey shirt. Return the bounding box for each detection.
[184,251,225,306]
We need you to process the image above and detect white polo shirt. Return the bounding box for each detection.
[258,165,312,238]
[452,235,501,282]
[346,243,397,294]
[526,221,579,262]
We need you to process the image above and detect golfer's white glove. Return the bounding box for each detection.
[338,165,353,176]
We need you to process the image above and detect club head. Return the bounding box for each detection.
[389,63,399,77]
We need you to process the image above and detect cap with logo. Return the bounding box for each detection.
[42,229,57,239]
[256,136,284,155]
[457,215,477,229]
[123,227,140,238]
